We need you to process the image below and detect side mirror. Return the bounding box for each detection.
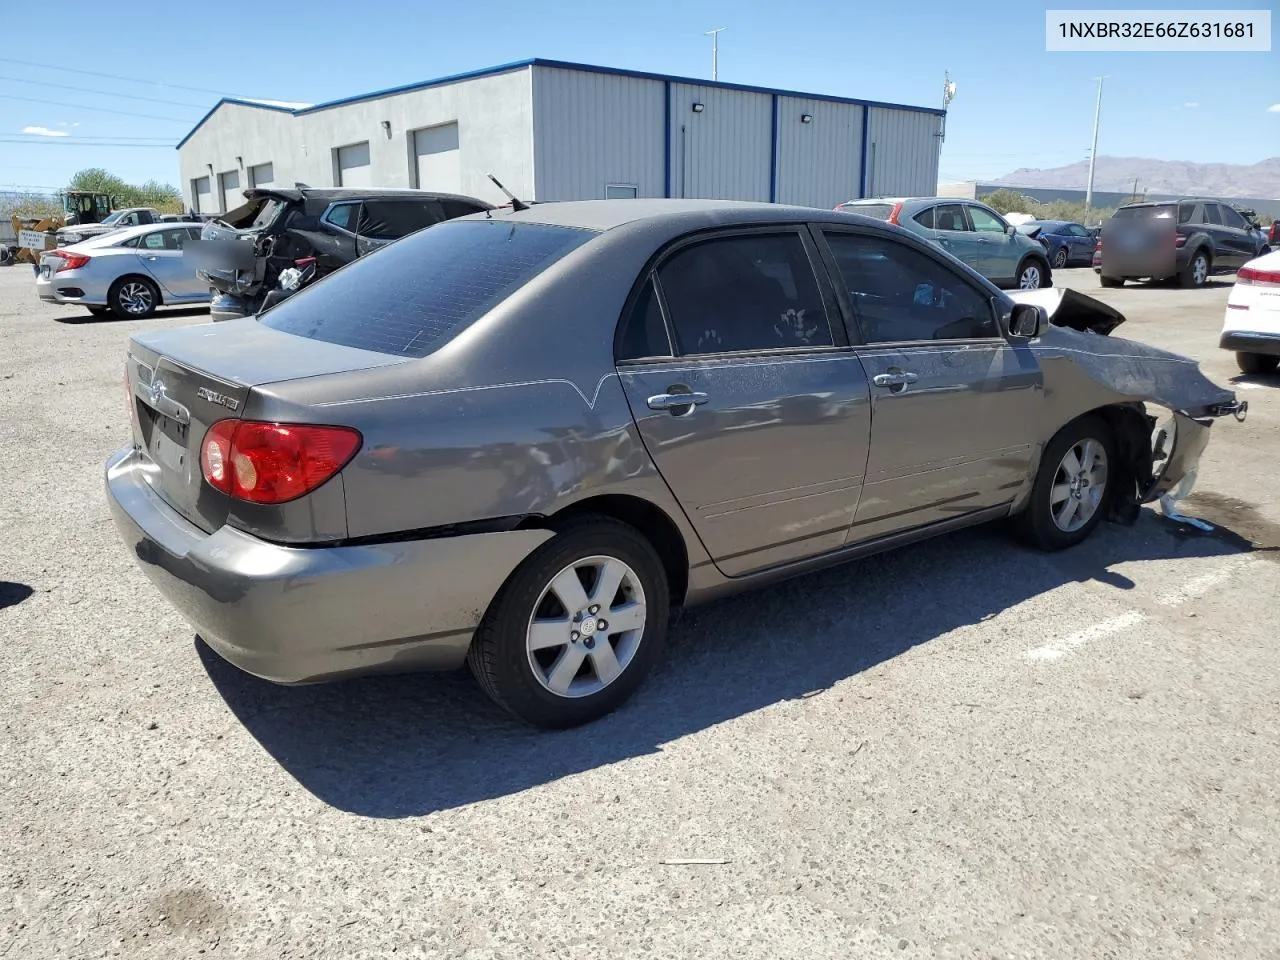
[1005,223,1017,236]
[1009,303,1047,340]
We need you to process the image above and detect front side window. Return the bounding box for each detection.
[1220,205,1248,228]
[260,220,595,358]
[656,233,832,356]
[967,206,1007,234]
[823,232,996,343]
[1066,223,1091,237]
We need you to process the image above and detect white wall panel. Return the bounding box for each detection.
[864,108,942,198]
[531,67,665,200]
[668,83,771,201]
[775,98,864,208]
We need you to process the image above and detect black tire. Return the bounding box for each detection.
[1052,247,1069,269]
[1179,249,1210,289]
[87,305,110,317]
[1099,276,1124,288]
[1015,258,1049,290]
[108,276,160,319]
[1237,352,1279,376]
[468,516,670,728]
[1014,415,1115,552]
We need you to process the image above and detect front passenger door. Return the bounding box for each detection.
[819,229,1042,543]
[966,204,1019,283]
[1216,204,1258,267]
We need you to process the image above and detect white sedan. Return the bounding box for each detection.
[36,223,211,319]
[1220,249,1280,375]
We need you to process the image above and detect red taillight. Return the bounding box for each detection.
[200,420,362,504]
[1238,265,1280,286]
[53,252,91,273]
[888,202,903,225]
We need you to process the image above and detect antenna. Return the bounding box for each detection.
[705,28,727,81]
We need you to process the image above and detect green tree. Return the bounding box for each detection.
[979,188,1037,215]
[0,192,63,221]
[65,168,182,213]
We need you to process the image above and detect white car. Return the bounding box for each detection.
[1221,249,1280,375]
[36,223,211,319]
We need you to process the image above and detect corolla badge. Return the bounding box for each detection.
[196,386,240,411]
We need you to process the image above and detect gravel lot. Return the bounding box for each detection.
[3,264,1278,959]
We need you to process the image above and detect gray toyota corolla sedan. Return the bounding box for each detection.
[106,199,1245,727]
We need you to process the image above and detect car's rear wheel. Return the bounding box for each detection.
[1237,352,1280,376]
[1014,415,1114,551]
[1179,249,1210,289]
[1099,276,1124,288]
[468,516,669,728]
[1017,259,1048,290]
[109,276,159,319]
[1052,247,1069,268]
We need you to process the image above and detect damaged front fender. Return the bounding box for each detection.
[1009,288,1247,525]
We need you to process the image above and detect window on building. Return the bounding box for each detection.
[605,184,639,200]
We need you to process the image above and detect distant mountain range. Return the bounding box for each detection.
[993,156,1280,199]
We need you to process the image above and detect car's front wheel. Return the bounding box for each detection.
[468,516,670,727]
[1052,247,1069,269]
[1237,352,1279,376]
[1099,276,1124,288]
[109,276,159,319]
[1017,259,1048,290]
[1015,415,1114,551]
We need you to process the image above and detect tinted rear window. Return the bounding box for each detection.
[1114,205,1175,220]
[260,219,595,357]
[839,203,894,220]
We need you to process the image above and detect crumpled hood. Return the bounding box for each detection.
[1008,287,1126,335]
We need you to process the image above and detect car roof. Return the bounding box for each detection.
[244,186,492,207]
[475,198,884,233]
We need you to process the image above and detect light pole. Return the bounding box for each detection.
[706,28,726,81]
[1085,76,1105,213]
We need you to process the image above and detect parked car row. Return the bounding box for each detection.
[103,197,1247,727]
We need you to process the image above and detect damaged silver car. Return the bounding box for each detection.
[106,200,1246,728]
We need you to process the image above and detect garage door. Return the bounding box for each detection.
[335,142,372,188]
[192,176,212,213]
[249,162,273,188]
[413,123,461,193]
[218,170,243,212]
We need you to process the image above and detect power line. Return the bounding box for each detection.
[12,133,176,143]
[0,138,173,148]
[0,94,197,123]
[0,57,247,99]
[0,74,210,108]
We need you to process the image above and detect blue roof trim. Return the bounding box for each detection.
[663,81,672,199]
[768,95,779,204]
[177,57,944,151]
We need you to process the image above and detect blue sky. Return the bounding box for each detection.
[1,0,1276,193]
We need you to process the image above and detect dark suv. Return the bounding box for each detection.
[1096,198,1269,289]
[192,187,492,320]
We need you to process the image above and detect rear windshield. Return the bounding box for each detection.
[1113,205,1175,220]
[839,203,894,220]
[260,219,595,358]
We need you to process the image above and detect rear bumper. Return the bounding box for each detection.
[1220,331,1280,357]
[35,272,106,305]
[105,446,552,683]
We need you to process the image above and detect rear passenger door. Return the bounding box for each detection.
[136,228,204,299]
[355,199,446,256]
[817,227,1042,542]
[914,203,982,272]
[615,228,873,577]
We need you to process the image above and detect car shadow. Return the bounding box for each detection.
[202,511,1261,819]
[0,581,34,611]
[1230,371,1280,390]
[53,305,211,325]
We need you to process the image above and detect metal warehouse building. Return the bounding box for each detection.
[177,59,945,214]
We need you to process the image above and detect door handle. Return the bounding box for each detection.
[872,371,919,388]
[144,255,160,261]
[647,391,709,412]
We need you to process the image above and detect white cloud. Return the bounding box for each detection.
[1183,101,1199,108]
[1268,103,1280,113]
[22,125,69,137]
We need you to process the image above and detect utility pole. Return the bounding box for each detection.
[706,28,726,81]
[1085,76,1105,213]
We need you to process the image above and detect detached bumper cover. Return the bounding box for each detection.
[105,447,552,683]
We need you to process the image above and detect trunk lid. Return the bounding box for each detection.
[126,319,406,533]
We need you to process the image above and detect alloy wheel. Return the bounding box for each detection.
[1053,248,1068,268]
[526,555,647,698]
[118,282,154,315]
[1192,255,1208,287]
[1050,438,1109,532]
[1019,264,1043,289]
